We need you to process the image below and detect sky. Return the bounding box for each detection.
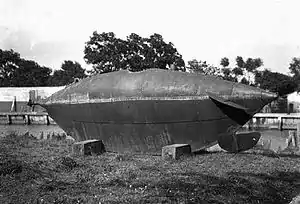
[0,0,300,74]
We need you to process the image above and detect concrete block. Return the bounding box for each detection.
[72,139,105,156]
[162,144,191,160]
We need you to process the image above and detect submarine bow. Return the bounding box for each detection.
[207,84,278,153]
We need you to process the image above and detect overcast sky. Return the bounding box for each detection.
[1,0,300,74]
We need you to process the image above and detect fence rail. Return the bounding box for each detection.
[246,113,300,131]
[0,112,53,125]
[1,112,300,128]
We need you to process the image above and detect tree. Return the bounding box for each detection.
[84,31,185,74]
[0,49,52,87]
[236,56,245,68]
[235,56,263,84]
[245,58,263,73]
[188,56,264,84]
[221,67,238,82]
[219,57,240,82]
[220,57,229,67]
[288,57,300,92]
[255,69,297,96]
[0,49,21,86]
[188,58,242,82]
[145,34,185,71]
[236,56,263,72]
[50,60,87,86]
[187,59,222,77]
[187,59,207,73]
[10,60,52,87]
[240,77,249,85]
[289,57,300,77]
[232,67,243,77]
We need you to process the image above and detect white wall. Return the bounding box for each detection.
[288,92,300,102]
[287,91,300,112]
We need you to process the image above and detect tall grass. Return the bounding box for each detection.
[0,133,299,204]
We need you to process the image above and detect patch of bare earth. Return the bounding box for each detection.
[0,133,299,204]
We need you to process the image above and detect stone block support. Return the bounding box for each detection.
[162,144,191,160]
[72,139,105,156]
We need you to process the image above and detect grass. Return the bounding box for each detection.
[0,133,299,204]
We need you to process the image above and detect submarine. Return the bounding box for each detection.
[32,69,278,153]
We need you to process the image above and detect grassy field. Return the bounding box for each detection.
[0,133,299,204]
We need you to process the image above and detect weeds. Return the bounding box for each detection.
[113,153,134,162]
[0,160,22,176]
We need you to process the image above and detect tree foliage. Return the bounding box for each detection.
[221,56,263,84]
[222,67,238,82]
[220,57,229,67]
[255,69,297,96]
[236,56,245,68]
[188,56,296,96]
[289,57,300,78]
[49,61,87,86]
[0,49,52,87]
[84,31,185,74]
[11,60,52,87]
[187,59,222,77]
[288,57,300,92]
[0,49,87,87]
[219,57,241,83]
[0,49,22,86]
[244,58,263,72]
[235,56,263,81]
[1,46,297,98]
[187,58,243,83]
[188,56,265,86]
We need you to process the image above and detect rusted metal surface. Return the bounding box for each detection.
[38,69,278,153]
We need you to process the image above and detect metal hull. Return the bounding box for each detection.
[44,98,241,153]
[38,69,278,153]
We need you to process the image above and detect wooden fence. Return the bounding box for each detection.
[0,112,54,125]
[246,113,300,131]
[1,112,300,129]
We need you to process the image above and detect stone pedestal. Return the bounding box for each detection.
[162,144,191,160]
[72,139,105,156]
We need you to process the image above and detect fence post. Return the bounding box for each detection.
[296,123,300,148]
[255,117,261,129]
[7,115,12,125]
[26,115,31,125]
[46,115,50,125]
[287,130,296,147]
[248,119,253,130]
[23,115,26,124]
[10,96,17,112]
[278,117,283,131]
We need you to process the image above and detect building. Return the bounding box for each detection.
[260,96,288,113]
[287,91,300,113]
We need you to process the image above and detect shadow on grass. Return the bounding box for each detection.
[130,171,300,204]
[194,148,300,159]
[39,179,91,194]
[240,150,300,159]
